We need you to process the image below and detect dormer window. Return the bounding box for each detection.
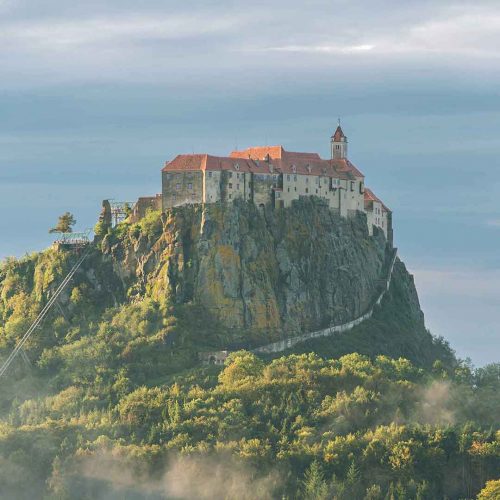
[306,164,312,173]
[291,165,297,173]
[234,163,240,170]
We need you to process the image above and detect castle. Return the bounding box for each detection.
[160,126,393,243]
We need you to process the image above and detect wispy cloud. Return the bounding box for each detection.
[0,14,241,49]
[258,8,500,59]
[262,44,375,54]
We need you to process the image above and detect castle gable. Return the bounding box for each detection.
[364,188,391,213]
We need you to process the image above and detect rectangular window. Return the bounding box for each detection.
[229,183,233,188]
[294,187,297,192]
[188,183,193,190]
[294,175,297,182]
[287,187,290,192]
[229,194,232,199]
[208,171,213,178]
[236,184,239,189]
[229,172,233,178]
[350,181,354,191]
[287,174,290,181]
[305,188,309,194]
[306,177,309,184]
[315,189,318,194]
[175,183,180,190]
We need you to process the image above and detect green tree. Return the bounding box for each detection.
[302,461,329,500]
[477,479,500,499]
[365,484,382,499]
[49,212,76,233]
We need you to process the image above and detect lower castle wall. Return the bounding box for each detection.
[130,195,162,223]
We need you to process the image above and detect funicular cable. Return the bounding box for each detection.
[0,246,92,379]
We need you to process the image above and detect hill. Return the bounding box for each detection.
[0,199,498,499]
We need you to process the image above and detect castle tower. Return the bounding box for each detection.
[331,123,348,160]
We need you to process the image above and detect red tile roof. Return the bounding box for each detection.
[364,188,391,212]
[162,146,364,180]
[230,145,285,160]
[332,125,346,142]
[230,145,322,162]
[334,158,364,178]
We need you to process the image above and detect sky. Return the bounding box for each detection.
[0,0,499,366]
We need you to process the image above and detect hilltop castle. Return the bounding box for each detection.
[160,126,393,243]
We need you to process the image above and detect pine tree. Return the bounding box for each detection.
[302,461,329,500]
[49,212,76,233]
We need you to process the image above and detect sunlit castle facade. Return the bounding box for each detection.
[161,126,392,243]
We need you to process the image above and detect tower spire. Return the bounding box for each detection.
[331,122,348,160]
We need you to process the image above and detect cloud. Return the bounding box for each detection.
[0,14,241,49]
[1,1,500,88]
[258,6,500,59]
[262,44,375,54]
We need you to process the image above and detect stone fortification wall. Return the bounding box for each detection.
[162,171,203,209]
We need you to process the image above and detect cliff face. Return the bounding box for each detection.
[101,199,420,344]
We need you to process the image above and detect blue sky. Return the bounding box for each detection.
[1,0,499,365]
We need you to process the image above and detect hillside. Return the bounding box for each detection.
[0,199,498,499]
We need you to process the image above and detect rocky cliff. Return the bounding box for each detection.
[0,197,451,379]
[100,198,420,346]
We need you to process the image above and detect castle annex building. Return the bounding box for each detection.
[161,126,392,242]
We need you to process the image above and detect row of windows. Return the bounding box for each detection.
[284,174,342,186]
[227,192,252,200]
[169,173,348,189]
[171,193,197,200]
